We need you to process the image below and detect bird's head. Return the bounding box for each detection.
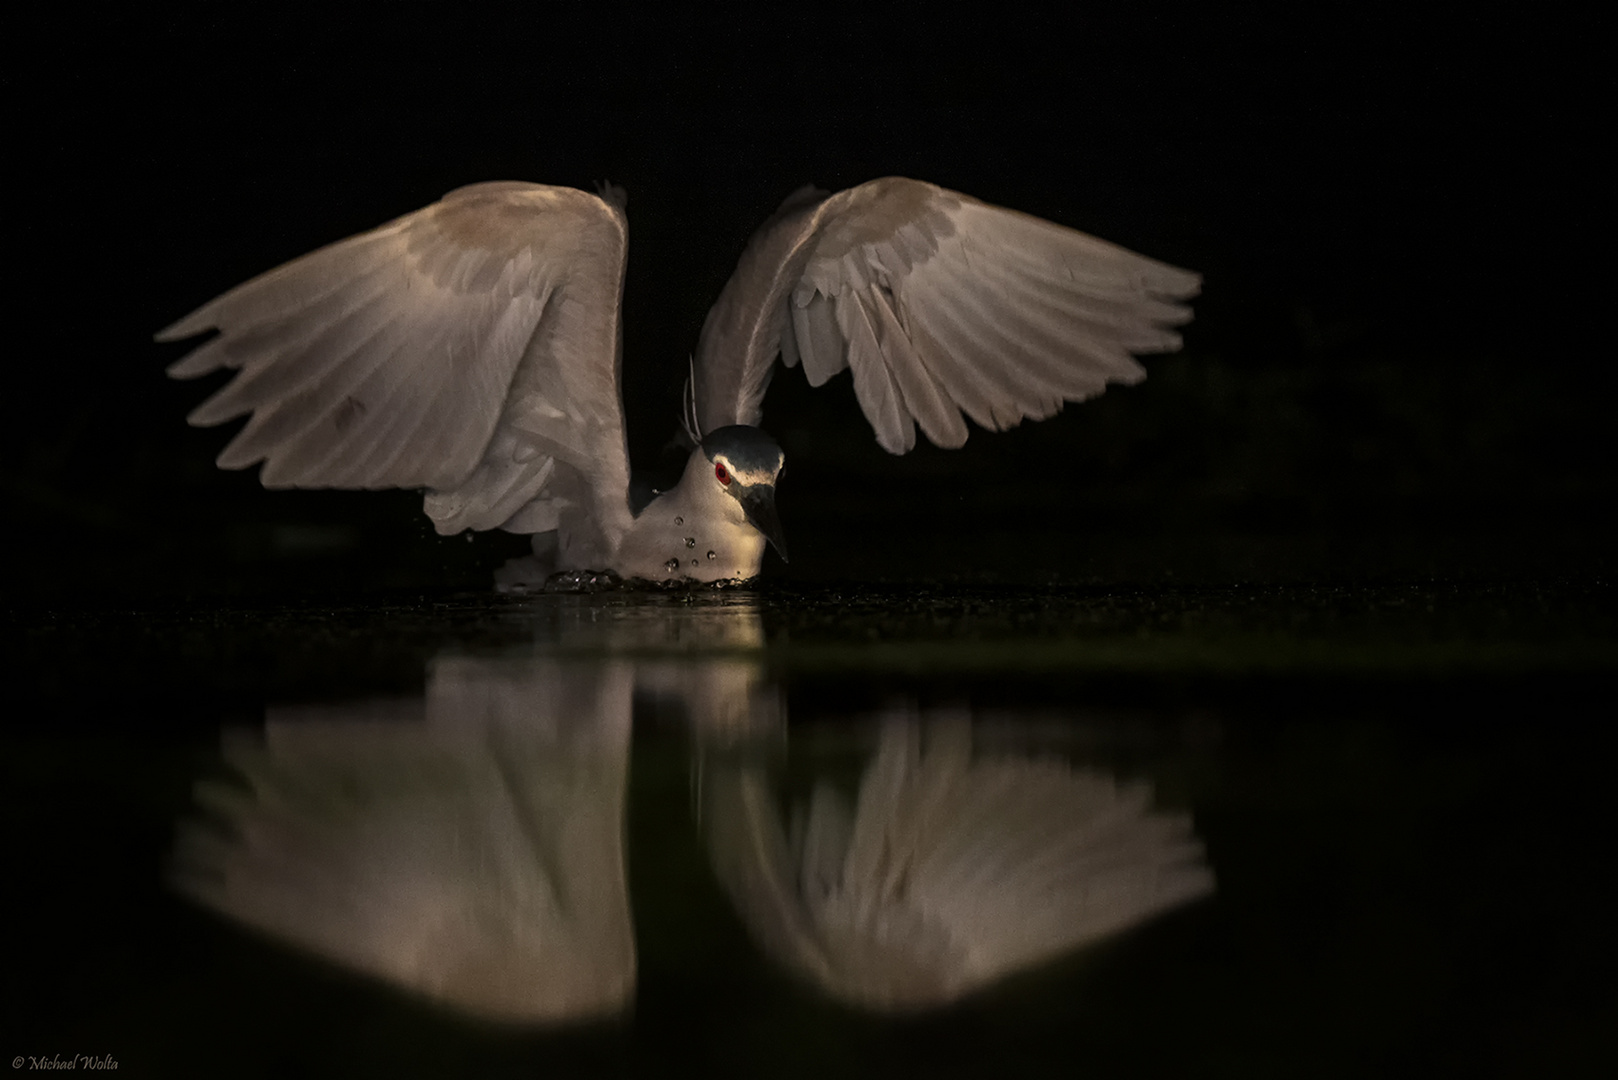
[700,425,787,562]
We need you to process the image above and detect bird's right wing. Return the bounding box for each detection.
[691,178,1200,453]
[159,182,634,540]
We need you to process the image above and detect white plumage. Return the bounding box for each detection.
[161,178,1198,582]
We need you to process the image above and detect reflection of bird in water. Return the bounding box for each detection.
[172,600,1213,1022]
[171,656,636,1024]
[158,178,1198,585]
[701,709,1214,1012]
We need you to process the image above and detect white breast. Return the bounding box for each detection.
[607,495,765,583]
[569,451,767,583]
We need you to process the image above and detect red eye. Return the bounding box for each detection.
[715,462,730,485]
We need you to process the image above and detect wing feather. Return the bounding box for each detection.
[692,177,1197,453]
[161,183,632,537]
[866,288,968,449]
[905,281,1063,425]
[924,258,1128,407]
[790,293,847,387]
[897,301,1006,433]
[778,300,803,370]
[246,328,423,485]
[836,289,911,453]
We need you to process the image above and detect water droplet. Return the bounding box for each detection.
[664,558,680,573]
[674,516,683,526]
[706,550,716,560]
[691,559,699,567]
[684,537,695,548]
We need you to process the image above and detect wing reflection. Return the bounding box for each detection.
[174,599,1213,1022]
[699,708,1214,1012]
[172,656,636,1024]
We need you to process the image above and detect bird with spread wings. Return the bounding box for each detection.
[159,177,1198,584]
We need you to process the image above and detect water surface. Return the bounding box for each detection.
[5,583,1614,1076]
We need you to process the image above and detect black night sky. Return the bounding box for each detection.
[4,5,1609,591]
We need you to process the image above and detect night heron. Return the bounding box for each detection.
[158,178,1199,584]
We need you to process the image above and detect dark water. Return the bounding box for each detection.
[5,582,1615,1077]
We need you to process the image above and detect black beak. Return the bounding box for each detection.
[738,484,788,563]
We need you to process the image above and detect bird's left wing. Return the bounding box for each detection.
[690,177,1199,453]
[159,181,633,538]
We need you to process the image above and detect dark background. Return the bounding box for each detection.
[3,3,1609,598]
[4,11,1616,1075]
